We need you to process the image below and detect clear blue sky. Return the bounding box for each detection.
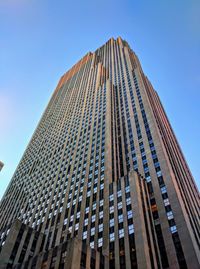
[0,0,199,199]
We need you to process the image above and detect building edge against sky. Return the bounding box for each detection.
[0,37,199,269]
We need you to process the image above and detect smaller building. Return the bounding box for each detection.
[0,219,44,269]
[0,162,4,172]
[0,219,107,269]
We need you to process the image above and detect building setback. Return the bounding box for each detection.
[0,37,199,269]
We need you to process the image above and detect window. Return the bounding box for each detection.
[100,199,104,206]
[92,215,96,222]
[99,211,103,219]
[83,231,87,239]
[170,225,177,234]
[90,241,94,248]
[126,197,131,205]
[118,202,123,210]
[91,227,95,236]
[98,238,103,247]
[99,224,103,232]
[119,229,124,238]
[146,175,151,182]
[164,198,170,206]
[161,186,167,194]
[118,214,123,223]
[85,207,89,214]
[87,191,91,197]
[125,186,130,193]
[110,233,115,242]
[128,224,134,234]
[109,194,114,201]
[156,171,162,177]
[127,210,133,219]
[109,219,114,228]
[76,212,80,219]
[110,206,114,213]
[117,190,122,197]
[167,211,173,220]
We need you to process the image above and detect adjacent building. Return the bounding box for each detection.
[0,37,199,269]
[0,162,4,172]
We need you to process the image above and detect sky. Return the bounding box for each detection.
[0,0,200,199]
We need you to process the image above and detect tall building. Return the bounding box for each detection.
[0,37,199,269]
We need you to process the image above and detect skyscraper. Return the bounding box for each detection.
[0,37,199,269]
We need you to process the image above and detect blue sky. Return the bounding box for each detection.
[0,0,199,199]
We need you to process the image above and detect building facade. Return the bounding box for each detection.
[0,37,199,269]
